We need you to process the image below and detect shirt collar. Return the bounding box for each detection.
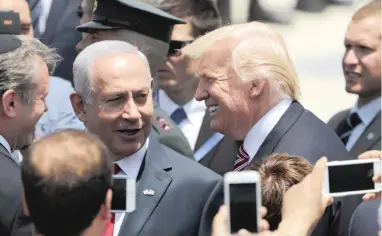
[158,89,206,125]
[351,97,381,126]
[0,135,20,164]
[115,138,149,179]
[244,99,292,159]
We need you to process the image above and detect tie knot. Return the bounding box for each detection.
[113,163,121,174]
[238,145,250,160]
[171,107,187,125]
[348,112,361,128]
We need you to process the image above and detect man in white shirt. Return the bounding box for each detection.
[183,22,351,235]
[0,35,59,236]
[328,0,381,158]
[154,0,238,175]
[71,40,222,236]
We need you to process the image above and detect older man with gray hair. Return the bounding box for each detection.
[183,22,352,235]
[0,34,59,236]
[70,40,222,236]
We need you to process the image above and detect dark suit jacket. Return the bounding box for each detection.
[248,101,351,236]
[197,113,238,176]
[29,0,82,83]
[0,144,32,236]
[348,199,380,236]
[151,103,195,159]
[118,137,223,236]
[328,109,381,158]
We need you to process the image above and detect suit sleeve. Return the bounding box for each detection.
[198,179,224,236]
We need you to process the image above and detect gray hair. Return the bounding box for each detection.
[0,35,60,103]
[73,40,152,104]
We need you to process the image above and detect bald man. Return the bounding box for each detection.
[21,130,113,236]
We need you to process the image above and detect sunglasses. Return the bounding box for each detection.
[168,40,193,56]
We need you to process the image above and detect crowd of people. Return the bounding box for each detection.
[0,0,380,236]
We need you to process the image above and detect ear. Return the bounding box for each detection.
[22,191,31,216]
[1,90,19,118]
[70,91,87,123]
[249,78,267,99]
[98,189,112,221]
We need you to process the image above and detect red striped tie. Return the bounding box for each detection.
[234,145,250,171]
[102,163,121,236]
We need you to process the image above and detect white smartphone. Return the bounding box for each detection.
[323,159,381,197]
[111,175,136,213]
[224,171,261,235]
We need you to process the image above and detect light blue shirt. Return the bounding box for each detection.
[35,76,85,137]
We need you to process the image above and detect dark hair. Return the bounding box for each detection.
[249,153,313,230]
[21,130,113,236]
[158,0,222,37]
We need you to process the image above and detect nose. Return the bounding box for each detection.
[343,48,358,66]
[44,101,48,113]
[194,79,208,101]
[121,99,141,121]
[76,33,90,53]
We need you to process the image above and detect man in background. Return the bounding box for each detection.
[21,130,113,236]
[152,0,237,175]
[28,0,82,83]
[0,35,59,236]
[328,0,381,158]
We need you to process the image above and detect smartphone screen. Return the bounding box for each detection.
[328,163,374,193]
[111,177,127,211]
[229,183,258,234]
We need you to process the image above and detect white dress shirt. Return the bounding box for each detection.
[113,138,149,236]
[346,97,381,151]
[0,135,21,164]
[37,0,53,35]
[158,89,206,150]
[243,99,292,163]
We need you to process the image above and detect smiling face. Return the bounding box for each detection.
[83,52,153,159]
[342,15,381,102]
[194,43,255,140]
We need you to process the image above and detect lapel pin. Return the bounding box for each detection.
[367,132,375,141]
[143,189,155,196]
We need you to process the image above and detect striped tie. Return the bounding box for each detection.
[234,145,250,171]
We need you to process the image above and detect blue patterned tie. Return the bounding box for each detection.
[170,108,187,125]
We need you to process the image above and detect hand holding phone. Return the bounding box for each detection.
[111,175,136,213]
[224,171,261,235]
[323,159,381,197]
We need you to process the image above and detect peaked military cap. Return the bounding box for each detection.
[0,34,21,54]
[76,0,186,43]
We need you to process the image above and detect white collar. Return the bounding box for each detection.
[244,99,292,160]
[351,97,381,126]
[158,89,206,125]
[0,135,11,155]
[115,138,149,179]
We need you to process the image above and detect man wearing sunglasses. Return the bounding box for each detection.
[155,0,239,175]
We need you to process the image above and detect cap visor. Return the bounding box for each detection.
[76,21,117,33]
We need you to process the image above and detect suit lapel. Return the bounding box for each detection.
[119,138,173,236]
[194,113,214,152]
[41,0,65,44]
[350,112,381,157]
[249,101,305,165]
[0,143,11,159]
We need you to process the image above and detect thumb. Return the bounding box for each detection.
[322,195,333,209]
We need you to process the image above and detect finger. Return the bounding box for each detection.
[358,150,382,160]
[362,193,377,201]
[311,156,328,190]
[260,206,267,217]
[260,219,270,232]
[212,205,227,235]
[322,195,333,208]
[373,175,382,182]
[237,229,252,236]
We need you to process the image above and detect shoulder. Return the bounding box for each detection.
[327,109,351,128]
[349,199,381,236]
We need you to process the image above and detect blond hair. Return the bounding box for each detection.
[183,22,300,100]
